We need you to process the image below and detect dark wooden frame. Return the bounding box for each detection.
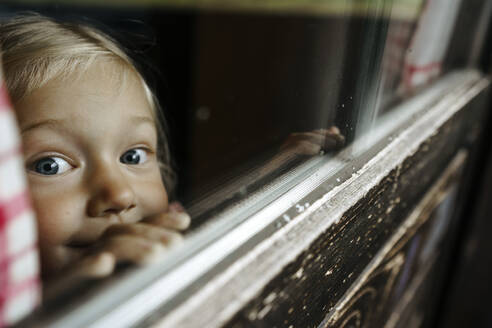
[134,72,488,328]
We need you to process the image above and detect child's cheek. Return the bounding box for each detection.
[139,178,168,216]
[30,188,85,248]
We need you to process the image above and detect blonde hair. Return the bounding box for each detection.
[0,13,175,191]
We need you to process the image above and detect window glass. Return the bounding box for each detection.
[2,0,475,222]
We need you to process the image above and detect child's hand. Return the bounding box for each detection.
[144,201,191,230]
[60,202,191,279]
[280,126,345,156]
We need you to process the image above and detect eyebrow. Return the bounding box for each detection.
[20,119,64,134]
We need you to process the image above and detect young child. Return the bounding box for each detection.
[0,14,190,280]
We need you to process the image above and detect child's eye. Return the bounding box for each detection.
[120,149,148,165]
[31,157,72,176]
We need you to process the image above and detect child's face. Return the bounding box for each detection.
[15,62,168,272]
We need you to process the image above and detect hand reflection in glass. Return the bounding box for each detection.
[280,126,345,156]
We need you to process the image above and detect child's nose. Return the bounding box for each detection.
[87,168,136,218]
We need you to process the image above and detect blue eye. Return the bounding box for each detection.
[32,157,72,175]
[120,149,148,165]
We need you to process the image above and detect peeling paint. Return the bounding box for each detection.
[264,292,277,304]
[292,268,304,280]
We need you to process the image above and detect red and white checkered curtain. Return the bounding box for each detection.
[0,61,41,326]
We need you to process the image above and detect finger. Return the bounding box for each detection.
[287,131,343,147]
[312,128,345,150]
[289,132,326,143]
[323,133,345,150]
[290,140,322,155]
[102,235,168,265]
[168,201,185,213]
[282,127,346,155]
[69,216,137,246]
[43,252,116,299]
[69,252,116,278]
[311,129,332,137]
[327,126,341,134]
[103,223,183,247]
[326,127,345,149]
[313,126,341,135]
[281,133,325,153]
[283,133,330,155]
[144,211,191,231]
